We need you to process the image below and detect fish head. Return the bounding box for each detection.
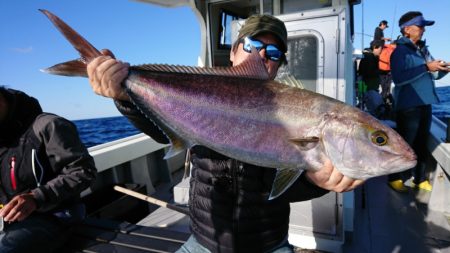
[320,110,417,180]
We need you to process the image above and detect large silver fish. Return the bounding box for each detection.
[40,10,416,199]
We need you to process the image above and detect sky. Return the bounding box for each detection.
[1,0,449,120]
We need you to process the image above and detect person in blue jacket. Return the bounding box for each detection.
[388,11,450,192]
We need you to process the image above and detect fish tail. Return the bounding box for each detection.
[39,9,101,77]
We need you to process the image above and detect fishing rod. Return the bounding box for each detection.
[113,185,189,215]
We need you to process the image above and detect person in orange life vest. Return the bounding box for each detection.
[378,40,396,99]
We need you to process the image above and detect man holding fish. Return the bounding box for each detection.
[86,14,363,253]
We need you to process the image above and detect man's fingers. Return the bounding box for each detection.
[335,176,354,192]
[328,166,344,186]
[90,57,117,96]
[100,49,115,58]
[341,178,364,192]
[0,199,17,218]
[9,209,23,222]
[100,61,129,100]
[3,206,19,222]
[87,56,111,88]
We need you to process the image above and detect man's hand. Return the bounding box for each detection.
[0,193,37,222]
[87,49,130,101]
[426,60,450,72]
[305,160,364,192]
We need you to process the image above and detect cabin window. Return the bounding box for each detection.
[219,10,243,49]
[280,0,332,14]
[286,35,318,91]
[262,0,273,14]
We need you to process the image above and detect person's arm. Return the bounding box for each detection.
[390,46,428,86]
[31,115,97,212]
[391,47,449,86]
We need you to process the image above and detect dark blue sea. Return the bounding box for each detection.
[432,86,450,122]
[72,86,450,148]
[73,116,141,148]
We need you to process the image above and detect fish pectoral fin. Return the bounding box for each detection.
[289,136,320,151]
[164,137,192,160]
[269,168,304,200]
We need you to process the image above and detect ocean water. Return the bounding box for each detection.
[73,116,140,148]
[73,86,450,148]
[432,86,450,121]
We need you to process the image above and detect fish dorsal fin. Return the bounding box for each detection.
[131,48,270,80]
[40,9,101,63]
[289,137,320,151]
[41,59,88,77]
[269,168,304,200]
[233,47,270,80]
[276,74,305,89]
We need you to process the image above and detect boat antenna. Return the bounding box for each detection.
[390,0,397,40]
[361,0,364,49]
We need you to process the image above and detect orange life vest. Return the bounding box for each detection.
[379,44,396,71]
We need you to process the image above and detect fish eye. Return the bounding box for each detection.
[371,131,388,146]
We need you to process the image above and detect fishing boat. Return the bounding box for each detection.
[69,1,450,252]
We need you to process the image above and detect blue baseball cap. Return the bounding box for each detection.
[400,15,435,28]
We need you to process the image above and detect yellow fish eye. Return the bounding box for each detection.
[371,131,388,146]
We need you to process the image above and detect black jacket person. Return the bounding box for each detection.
[0,87,96,253]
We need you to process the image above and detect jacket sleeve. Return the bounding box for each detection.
[31,115,97,212]
[114,100,170,144]
[390,46,428,86]
[425,49,449,80]
[283,172,329,202]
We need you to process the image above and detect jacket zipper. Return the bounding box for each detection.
[10,156,17,191]
[232,160,238,250]
[232,161,244,251]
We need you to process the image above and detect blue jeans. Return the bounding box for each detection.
[0,213,69,253]
[389,105,432,183]
[176,235,294,253]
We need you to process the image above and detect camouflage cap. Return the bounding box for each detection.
[237,14,288,52]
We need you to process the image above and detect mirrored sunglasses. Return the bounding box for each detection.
[241,37,284,62]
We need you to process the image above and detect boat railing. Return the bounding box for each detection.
[427,116,450,215]
[83,133,185,199]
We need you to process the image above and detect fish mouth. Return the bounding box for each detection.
[380,156,417,174]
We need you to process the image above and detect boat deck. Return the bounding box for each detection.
[66,161,449,253]
[137,175,450,253]
[343,175,450,253]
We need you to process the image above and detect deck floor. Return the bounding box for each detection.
[343,175,450,253]
[139,175,450,253]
